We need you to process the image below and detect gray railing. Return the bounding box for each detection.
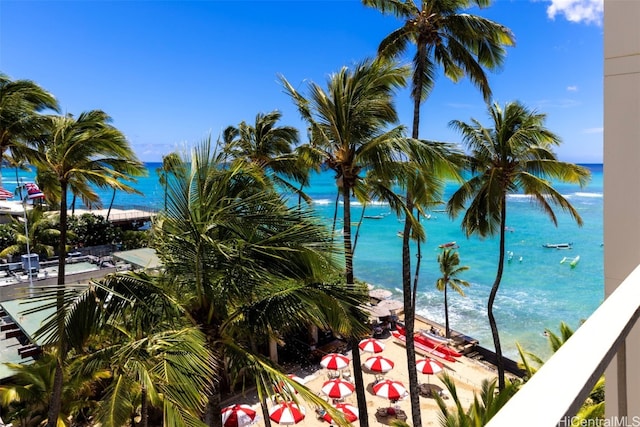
[486,265,640,426]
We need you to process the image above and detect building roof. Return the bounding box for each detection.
[112,247,162,270]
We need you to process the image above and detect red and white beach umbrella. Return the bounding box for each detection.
[321,378,355,399]
[322,403,359,423]
[320,353,350,370]
[221,404,257,427]
[269,402,306,425]
[358,337,385,353]
[416,358,444,375]
[373,379,407,401]
[416,358,444,384]
[364,355,395,373]
[0,188,13,200]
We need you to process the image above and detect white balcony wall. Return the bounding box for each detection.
[604,0,640,419]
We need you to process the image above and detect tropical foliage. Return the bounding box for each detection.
[95,138,368,427]
[0,207,59,260]
[435,372,519,426]
[67,213,119,248]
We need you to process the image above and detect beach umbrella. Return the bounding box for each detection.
[269,402,306,425]
[364,355,394,373]
[369,288,392,300]
[322,403,359,423]
[373,379,407,401]
[0,188,13,200]
[416,358,444,384]
[416,358,443,375]
[358,337,385,353]
[321,378,355,399]
[221,404,257,427]
[320,353,350,370]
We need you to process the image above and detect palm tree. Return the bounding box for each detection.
[156,151,185,210]
[434,372,519,426]
[446,100,591,389]
[99,138,368,427]
[0,206,60,261]
[435,248,470,338]
[0,73,59,187]
[361,2,514,423]
[281,58,420,427]
[221,110,310,201]
[32,110,145,426]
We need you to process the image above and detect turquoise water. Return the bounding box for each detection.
[2,163,604,360]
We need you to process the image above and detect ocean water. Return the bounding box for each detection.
[1,163,604,360]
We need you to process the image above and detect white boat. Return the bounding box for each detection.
[543,242,573,249]
[560,255,581,268]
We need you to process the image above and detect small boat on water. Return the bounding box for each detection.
[543,242,573,249]
[438,241,459,249]
[364,214,385,219]
[560,255,581,268]
[396,231,404,238]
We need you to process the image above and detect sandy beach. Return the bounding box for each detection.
[221,315,503,427]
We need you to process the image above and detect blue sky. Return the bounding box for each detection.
[0,0,604,164]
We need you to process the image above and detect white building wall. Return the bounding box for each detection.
[604,0,640,418]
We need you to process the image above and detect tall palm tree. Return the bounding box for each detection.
[436,248,470,339]
[361,2,514,424]
[221,110,311,203]
[156,151,185,210]
[104,138,368,427]
[32,110,146,426]
[281,58,419,427]
[0,73,59,186]
[446,100,591,389]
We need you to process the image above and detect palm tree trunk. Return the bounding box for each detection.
[47,181,69,427]
[488,198,508,390]
[403,47,426,426]
[401,195,422,427]
[331,191,340,241]
[352,205,366,253]
[141,386,148,427]
[444,286,450,339]
[260,399,272,427]
[15,168,23,200]
[206,388,223,427]
[107,188,116,220]
[341,184,369,427]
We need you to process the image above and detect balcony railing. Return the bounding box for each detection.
[486,264,640,426]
